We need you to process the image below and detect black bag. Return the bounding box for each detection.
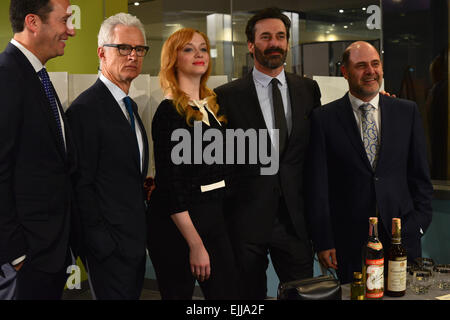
[277,274,342,300]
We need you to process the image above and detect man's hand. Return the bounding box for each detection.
[12,261,25,272]
[318,249,338,270]
[380,90,396,98]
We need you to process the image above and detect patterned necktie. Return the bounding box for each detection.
[271,78,288,155]
[37,68,65,152]
[359,103,379,168]
[123,96,136,131]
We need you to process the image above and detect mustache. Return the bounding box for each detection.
[263,47,285,55]
[362,75,380,81]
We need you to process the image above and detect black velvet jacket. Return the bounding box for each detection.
[149,99,230,216]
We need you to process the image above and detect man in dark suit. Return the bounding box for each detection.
[215,7,321,299]
[0,0,76,300]
[305,41,433,284]
[66,13,149,300]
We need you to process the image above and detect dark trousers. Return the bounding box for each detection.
[15,253,71,300]
[147,208,239,300]
[232,199,314,299]
[86,249,146,300]
[150,234,239,300]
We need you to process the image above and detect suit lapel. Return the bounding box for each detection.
[241,72,269,130]
[132,100,149,180]
[376,94,392,172]
[96,80,142,173]
[335,93,373,171]
[7,43,67,160]
[285,73,305,149]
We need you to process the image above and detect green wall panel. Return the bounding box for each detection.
[0,0,128,74]
[0,1,13,51]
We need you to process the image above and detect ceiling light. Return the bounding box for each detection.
[134,2,140,6]
[339,9,344,13]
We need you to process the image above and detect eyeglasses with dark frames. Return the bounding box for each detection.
[103,44,149,57]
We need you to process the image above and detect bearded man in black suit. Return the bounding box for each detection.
[215,7,321,299]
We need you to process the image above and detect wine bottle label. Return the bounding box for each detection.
[367,242,383,251]
[366,258,384,265]
[387,259,407,291]
[366,258,384,299]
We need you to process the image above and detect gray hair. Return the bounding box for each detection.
[98,12,147,47]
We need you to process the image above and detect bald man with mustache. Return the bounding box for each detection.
[305,41,433,284]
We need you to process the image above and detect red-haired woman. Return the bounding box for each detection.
[146,28,238,300]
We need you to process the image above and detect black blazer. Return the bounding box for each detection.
[0,43,77,272]
[66,79,149,261]
[305,93,433,281]
[149,99,230,235]
[214,71,322,243]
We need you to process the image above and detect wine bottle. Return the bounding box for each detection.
[364,217,384,299]
[386,218,407,297]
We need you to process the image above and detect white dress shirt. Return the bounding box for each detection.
[10,39,67,148]
[252,67,292,149]
[348,91,381,143]
[99,74,144,172]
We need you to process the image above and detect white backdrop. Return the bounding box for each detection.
[313,75,385,105]
[49,73,229,176]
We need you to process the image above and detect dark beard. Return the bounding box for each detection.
[254,46,287,69]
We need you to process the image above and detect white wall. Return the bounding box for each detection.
[50,73,229,177]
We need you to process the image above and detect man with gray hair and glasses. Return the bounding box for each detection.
[66,12,150,299]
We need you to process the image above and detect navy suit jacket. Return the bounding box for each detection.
[305,93,433,283]
[67,79,149,261]
[0,43,77,272]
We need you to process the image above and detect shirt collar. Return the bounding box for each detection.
[348,91,380,113]
[252,67,287,88]
[10,39,44,73]
[99,73,127,103]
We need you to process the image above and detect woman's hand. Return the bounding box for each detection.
[144,177,155,201]
[189,243,211,282]
[170,211,211,282]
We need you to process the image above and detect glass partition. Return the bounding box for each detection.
[129,0,448,182]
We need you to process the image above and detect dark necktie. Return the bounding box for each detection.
[37,68,65,152]
[123,96,143,172]
[123,96,136,131]
[271,78,288,155]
